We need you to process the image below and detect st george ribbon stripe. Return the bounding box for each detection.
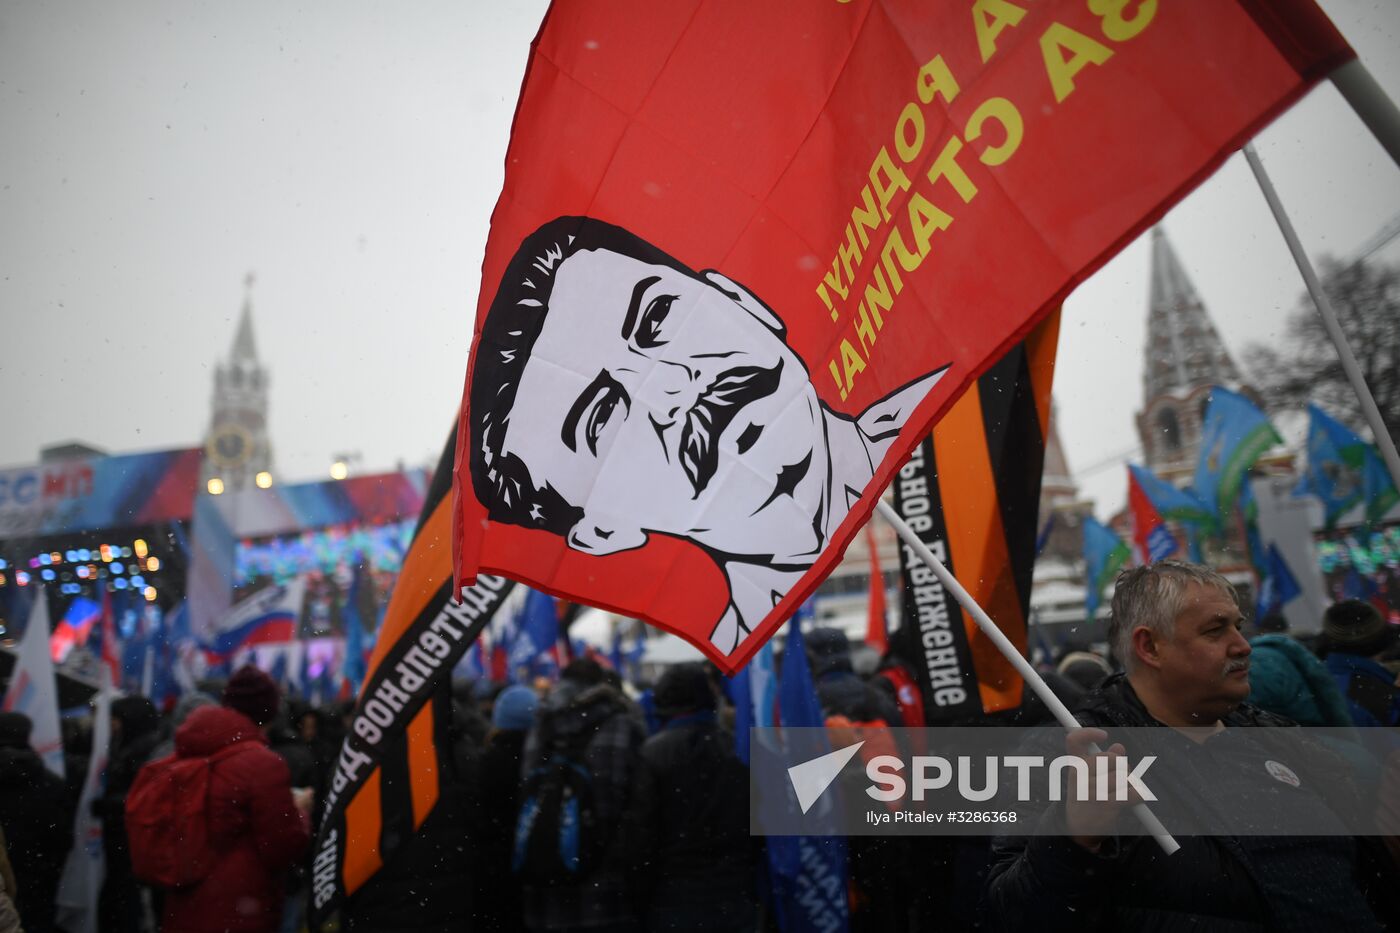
[891,310,1058,722]
[310,429,516,927]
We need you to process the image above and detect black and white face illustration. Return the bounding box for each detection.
[470,218,945,651]
[471,217,845,567]
[502,245,826,560]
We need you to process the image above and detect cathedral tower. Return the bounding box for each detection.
[1135,227,1242,483]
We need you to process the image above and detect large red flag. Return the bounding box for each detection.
[453,0,1351,675]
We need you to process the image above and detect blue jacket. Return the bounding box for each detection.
[1247,634,1354,726]
[1326,652,1400,727]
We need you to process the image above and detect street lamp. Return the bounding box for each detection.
[330,451,361,481]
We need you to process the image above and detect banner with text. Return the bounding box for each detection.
[453,0,1352,675]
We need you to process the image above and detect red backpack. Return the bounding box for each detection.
[125,743,253,888]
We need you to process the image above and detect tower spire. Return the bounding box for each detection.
[1142,227,1239,404]
[231,271,258,363]
[203,273,272,492]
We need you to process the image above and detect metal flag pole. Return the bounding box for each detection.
[874,499,1181,855]
[1242,143,1400,492]
[1330,60,1400,172]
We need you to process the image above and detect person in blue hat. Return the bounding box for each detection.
[474,685,540,931]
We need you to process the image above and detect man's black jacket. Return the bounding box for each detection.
[980,674,1388,933]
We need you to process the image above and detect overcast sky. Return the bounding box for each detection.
[3,1,1398,522]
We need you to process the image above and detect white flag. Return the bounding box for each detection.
[55,666,111,933]
[2,590,66,779]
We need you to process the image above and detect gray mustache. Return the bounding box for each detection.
[678,360,784,497]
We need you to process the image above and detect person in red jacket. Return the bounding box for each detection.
[162,666,311,933]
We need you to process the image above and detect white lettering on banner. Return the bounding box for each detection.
[896,444,969,708]
[311,829,338,909]
[318,576,509,820]
[793,837,844,933]
[0,462,103,537]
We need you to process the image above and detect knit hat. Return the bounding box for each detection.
[171,692,217,729]
[806,627,853,677]
[491,685,539,732]
[112,695,160,741]
[1323,600,1398,658]
[221,665,281,726]
[1056,651,1113,692]
[654,662,716,719]
[0,712,31,749]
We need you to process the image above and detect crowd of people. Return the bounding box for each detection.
[1,561,1399,932]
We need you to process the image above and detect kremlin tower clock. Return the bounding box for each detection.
[202,274,273,493]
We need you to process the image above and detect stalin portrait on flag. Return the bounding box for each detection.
[466,215,947,658]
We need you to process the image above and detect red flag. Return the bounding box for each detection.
[1128,468,1180,565]
[489,640,509,683]
[99,592,121,687]
[453,0,1351,675]
[864,526,888,655]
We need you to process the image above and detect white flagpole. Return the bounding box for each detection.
[874,499,1180,855]
[1241,143,1400,492]
[1330,60,1400,172]
[55,665,112,933]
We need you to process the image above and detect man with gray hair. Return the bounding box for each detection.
[1103,560,1253,729]
[983,561,1389,930]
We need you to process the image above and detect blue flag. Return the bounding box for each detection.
[268,650,289,686]
[728,640,777,766]
[608,629,624,674]
[1256,544,1302,619]
[510,589,560,678]
[1083,516,1130,619]
[768,616,849,933]
[1341,566,1379,602]
[1295,404,1399,527]
[1195,387,1282,523]
[1128,464,1213,526]
[148,604,182,708]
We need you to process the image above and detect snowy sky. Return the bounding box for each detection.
[2,0,1398,521]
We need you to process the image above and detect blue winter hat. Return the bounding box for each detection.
[492,685,539,732]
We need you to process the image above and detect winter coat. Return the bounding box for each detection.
[1327,651,1400,728]
[1247,634,1355,726]
[982,674,1385,932]
[0,745,72,933]
[97,695,162,933]
[520,680,646,931]
[471,728,529,933]
[159,706,309,933]
[632,714,756,933]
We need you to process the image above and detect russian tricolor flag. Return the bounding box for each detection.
[50,598,102,664]
[205,578,306,664]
